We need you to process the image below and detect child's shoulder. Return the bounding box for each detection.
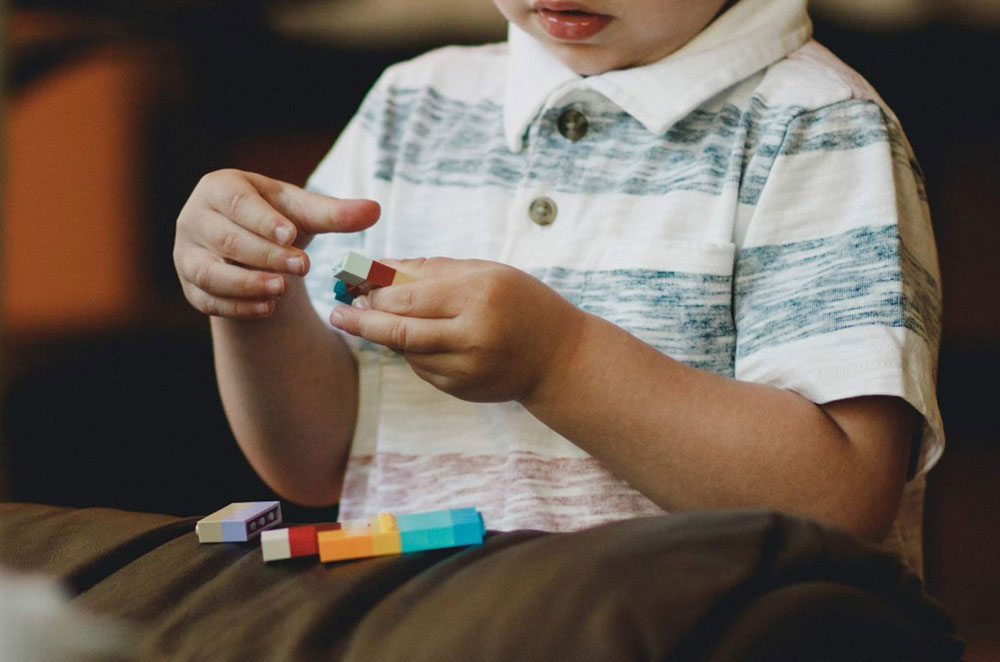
[373,41,509,100]
[755,40,888,113]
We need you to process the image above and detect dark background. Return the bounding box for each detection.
[2,1,998,658]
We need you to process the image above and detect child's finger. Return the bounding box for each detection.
[184,283,275,319]
[244,172,381,237]
[201,172,299,245]
[196,211,308,275]
[376,257,431,275]
[376,257,473,279]
[365,282,458,319]
[330,306,452,353]
[178,250,285,299]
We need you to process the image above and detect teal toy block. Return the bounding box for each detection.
[450,508,486,546]
[334,279,355,304]
[397,510,453,552]
[398,528,450,553]
[396,508,484,552]
[397,510,454,531]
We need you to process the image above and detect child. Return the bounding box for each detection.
[173,0,942,571]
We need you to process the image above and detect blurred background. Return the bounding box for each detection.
[1,0,998,658]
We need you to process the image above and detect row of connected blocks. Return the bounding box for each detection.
[196,502,486,563]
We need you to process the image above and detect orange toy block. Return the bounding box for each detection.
[317,514,404,562]
[318,526,375,562]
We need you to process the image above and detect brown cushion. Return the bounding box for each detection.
[0,502,963,661]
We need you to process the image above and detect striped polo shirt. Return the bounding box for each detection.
[303,0,943,570]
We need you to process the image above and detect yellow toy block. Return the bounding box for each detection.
[371,513,402,556]
[390,269,416,286]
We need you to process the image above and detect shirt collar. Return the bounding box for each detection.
[503,0,812,152]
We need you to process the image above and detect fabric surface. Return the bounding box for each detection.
[0,502,962,661]
[301,0,941,569]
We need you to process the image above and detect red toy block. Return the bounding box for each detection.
[366,260,397,288]
[288,523,340,557]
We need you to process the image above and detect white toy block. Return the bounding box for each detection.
[333,251,374,286]
[260,528,291,562]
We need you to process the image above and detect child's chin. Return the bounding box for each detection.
[550,47,619,76]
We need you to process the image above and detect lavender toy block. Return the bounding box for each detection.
[196,501,282,543]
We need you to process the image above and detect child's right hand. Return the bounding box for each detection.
[174,169,380,319]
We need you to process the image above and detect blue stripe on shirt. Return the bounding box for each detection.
[360,86,914,204]
[735,224,941,358]
[532,266,736,375]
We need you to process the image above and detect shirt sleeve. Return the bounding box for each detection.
[733,98,944,477]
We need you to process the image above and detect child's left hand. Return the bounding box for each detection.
[329,258,586,404]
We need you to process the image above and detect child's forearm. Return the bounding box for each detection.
[211,277,357,506]
[331,257,913,539]
[520,312,914,541]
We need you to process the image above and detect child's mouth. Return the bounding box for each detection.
[533,3,612,41]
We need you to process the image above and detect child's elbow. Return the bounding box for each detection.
[268,477,343,510]
[244,456,344,510]
[836,507,897,544]
[814,395,917,543]
[819,483,905,544]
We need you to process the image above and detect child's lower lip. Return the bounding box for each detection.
[535,8,612,41]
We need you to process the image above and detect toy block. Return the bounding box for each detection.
[396,512,453,552]
[260,528,290,561]
[334,279,356,304]
[332,251,416,301]
[260,523,341,562]
[256,507,484,564]
[317,526,375,563]
[316,514,405,562]
[196,501,282,543]
[399,508,485,550]
[333,251,373,287]
[450,507,487,546]
[390,269,416,286]
[291,522,341,556]
[370,512,402,556]
[366,260,397,288]
[396,510,454,531]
